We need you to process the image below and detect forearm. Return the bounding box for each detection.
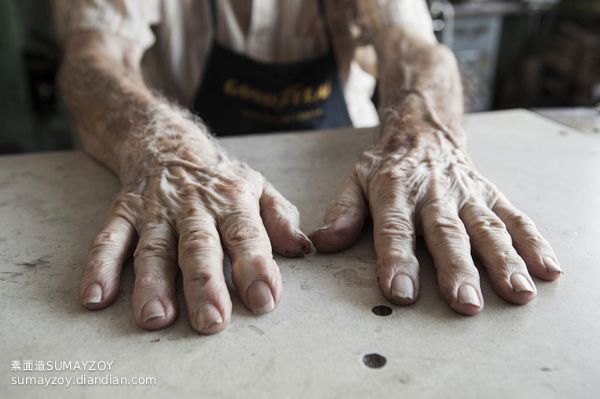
[373,27,465,151]
[58,33,218,183]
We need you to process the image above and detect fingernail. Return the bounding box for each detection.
[511,273,534,294]
[247,280,275,315]
[390,274,414,301]
[544,256,562,274]
[458,285,481,307]
[83,283,102,305]
[297,231,316,255]
[195,304,223,331]
[142,300,165,322]
[302,241,316,256]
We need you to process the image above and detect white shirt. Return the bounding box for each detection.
[53,0,435,127]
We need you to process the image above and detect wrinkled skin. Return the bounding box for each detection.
[80,136,313,333]
[309,24,562,314]
[311,106,562,315]
[59,15,562,334]
[59,32,311,333]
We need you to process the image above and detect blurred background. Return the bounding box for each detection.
[1,0,599,154]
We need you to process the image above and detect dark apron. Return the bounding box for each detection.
[192,0,352,136]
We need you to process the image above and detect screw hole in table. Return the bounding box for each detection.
[371,305,392,316]
[362,353,387,369]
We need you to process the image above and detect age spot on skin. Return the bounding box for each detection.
[371,305,393,316]
[363,353,387,369]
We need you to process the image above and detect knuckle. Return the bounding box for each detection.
[487,248,511,268]
[112,198,129,211]
[223,217,264,246]
[84,258,110,275]
[215,177,252,200]
[377,252,418,273]
[371,184,405,205]
[186,270,214,287]
[90,230,122,249]
[136,273,166,289]
[134,237,174,259]
[377,218,414,239]
[263,200,299,220]
[425,215,466,236]
[180,232,221,257]
[329,197,359,214]
[440,257,478,278]
[467,216,506,238]
[507,212,536,229]
[112,197,136,216]
[180,227,220,244]
[523,234,545,250]
[233,255,272,276]
[392,251,418,264]
[374,168,405,186]
[445,256,473,271]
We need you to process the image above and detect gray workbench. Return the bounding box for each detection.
[1,110,599,398]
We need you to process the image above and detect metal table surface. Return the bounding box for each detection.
[1,109,599,399]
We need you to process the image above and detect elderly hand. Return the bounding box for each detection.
[80,132,312,333]
[311,121,562,315]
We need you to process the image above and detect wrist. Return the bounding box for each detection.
[376,93,467,153]
[116,120,222,185]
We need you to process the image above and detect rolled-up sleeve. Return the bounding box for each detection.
[53,0,161,51]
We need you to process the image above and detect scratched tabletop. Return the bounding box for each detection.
[1,110,599,399]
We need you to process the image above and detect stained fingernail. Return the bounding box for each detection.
[511,274,534,294]
[543,256,562,274]
[297,231,316,255]
[302,242,316,256]
[391,274,414,302]
[195,304,223,331]
[458,285,481,307]
[83,283,102,305]
[142,300,166,322]
[247,280,275,315]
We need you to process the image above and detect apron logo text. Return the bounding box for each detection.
[223,79,332,110]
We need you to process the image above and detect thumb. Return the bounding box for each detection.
[260,181,314,258]
[310,171,368,253]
